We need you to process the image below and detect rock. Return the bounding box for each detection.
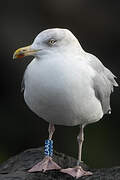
[0,147,120,179]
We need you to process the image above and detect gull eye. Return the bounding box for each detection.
[48,39,56,45]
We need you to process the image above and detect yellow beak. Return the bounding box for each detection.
[13,45,39,59]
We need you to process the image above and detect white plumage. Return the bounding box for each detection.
[24,54,103,126]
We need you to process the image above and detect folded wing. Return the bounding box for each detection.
[87,53,118,114]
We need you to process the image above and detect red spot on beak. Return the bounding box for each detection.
[17,54,25,58]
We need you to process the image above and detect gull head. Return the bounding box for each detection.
[13,28,82,59]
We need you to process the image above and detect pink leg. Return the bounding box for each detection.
[60,125,93,178]
[28,123,61,172]
[48,122,55,140]
[77,124,84,164]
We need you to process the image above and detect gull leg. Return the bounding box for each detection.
[60,125,92,178]
[28,123,61,172]
[77,124,84,165]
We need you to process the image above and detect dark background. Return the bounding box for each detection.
[0,0,120,168]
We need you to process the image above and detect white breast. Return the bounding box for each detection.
[24,57,103,126]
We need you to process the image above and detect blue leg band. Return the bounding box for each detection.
[44,139,53,156]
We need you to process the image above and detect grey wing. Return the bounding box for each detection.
[87,53,118,114]
[93,73,113,114]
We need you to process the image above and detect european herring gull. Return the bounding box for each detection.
[13,28,118,178]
